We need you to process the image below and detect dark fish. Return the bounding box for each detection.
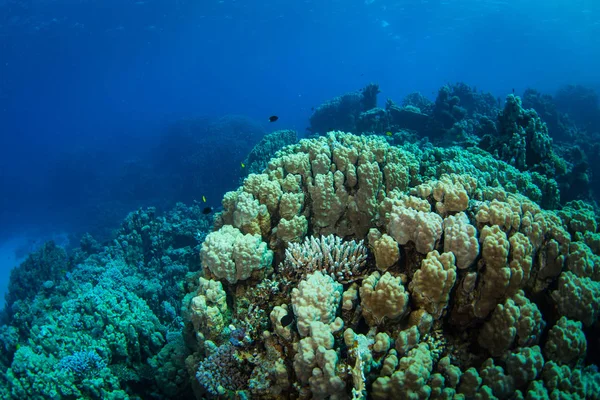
[269,115,279,122]
[202,207,213,215]
[280,312,294,327]
[512,88,515,94]
[311,107,314,111]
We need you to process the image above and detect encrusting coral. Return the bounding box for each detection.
[184,131,600,399]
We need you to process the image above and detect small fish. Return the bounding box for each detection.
[280,312,294,327]
[512,88,515,94]
[202,207,213,215]
[311,107,314,111]
[202,195,207,203]
[268,115,279,122]
[240,162,246,168]
[385,131,393,137]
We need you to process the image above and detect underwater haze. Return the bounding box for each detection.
[2,0,599,236]
[1,0,600,398]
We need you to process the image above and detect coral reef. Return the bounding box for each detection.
[311,83,593,204]
[432,83,497,131]
[241,129,298,180]
[0,203,211,399]
[522,85,600,202]
[480,94,557,173]
[308,83,381,135]
[4,241,69,314]
[522,88,572,141]
[554,84,600,132]
[3,81,600,399]
[183,131,600,399]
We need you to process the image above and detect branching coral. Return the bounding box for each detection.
[280,234,367,283]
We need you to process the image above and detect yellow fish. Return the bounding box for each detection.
[241,162,246,168]
[202,195,207,203]
[385,131,393,137]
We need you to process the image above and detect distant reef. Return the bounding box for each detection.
[309,82,600,206]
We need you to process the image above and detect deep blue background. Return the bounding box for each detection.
[1,0,599,238]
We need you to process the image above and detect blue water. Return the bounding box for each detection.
[2,0,599,237]
[0,1,600,397]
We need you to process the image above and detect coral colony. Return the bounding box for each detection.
[187,130,600,398]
